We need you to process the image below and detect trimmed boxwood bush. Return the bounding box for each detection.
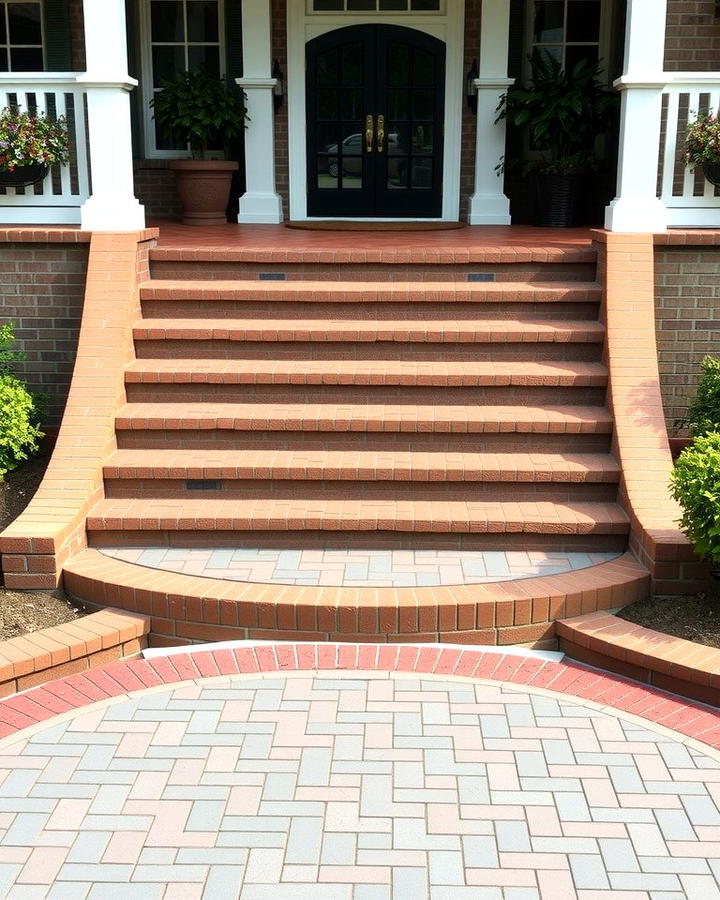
[686,355,720,438]
[0,323,43,477]
[671,432,720,565]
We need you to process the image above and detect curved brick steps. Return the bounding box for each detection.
[103,449,621,484]
[62,548,649,646]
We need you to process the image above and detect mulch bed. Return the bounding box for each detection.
[617,588,720,650]
[0,451,85,641]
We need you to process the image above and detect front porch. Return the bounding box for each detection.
[0,0,719,231]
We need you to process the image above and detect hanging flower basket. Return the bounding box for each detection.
[685,112,720,187]
[0,162,49,188]
[702,162,720,188]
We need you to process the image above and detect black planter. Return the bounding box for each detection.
[533,173,586,227]
[702,162,720,188]
[0,163,49,188]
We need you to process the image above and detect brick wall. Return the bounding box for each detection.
[133,160,183,221]
[654,246,720,431]
[272,0,289,220]
[0,242,89,428]
[665,0,720,70]
[68,0,85,71]
[459,0,480,221]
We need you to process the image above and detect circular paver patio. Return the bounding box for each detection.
[0,646,719,898]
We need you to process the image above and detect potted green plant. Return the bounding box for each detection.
[685,112,720,187]
[150,69,248,225]
[0,107,69,188]
[497,54,618,227]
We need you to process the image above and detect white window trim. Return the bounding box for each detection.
[287,0,465,221]
[139,0,227,159]
[523,0,613,86]
[0,0,45,73]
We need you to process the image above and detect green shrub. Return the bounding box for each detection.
[0,323,44,476]
[671,432,720,564]
[685,355,720,437]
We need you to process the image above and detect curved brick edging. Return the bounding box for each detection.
[0,642,717,750]
[0,607,149,696]
[557,611,720,706]
[63,548,650,647]
[592,231,708,595]
[0,229,158,590]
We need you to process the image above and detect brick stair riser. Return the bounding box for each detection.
[149,260,598,283]
[102,478,619,503]
[116,430,613,453]
[124,383,608,407]
[134,339,603,363]
[87,529,628,553]
[141,299,602,321]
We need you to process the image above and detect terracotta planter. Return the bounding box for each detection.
[169,159,237,226]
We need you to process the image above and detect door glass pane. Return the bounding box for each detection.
[318,124,339,152]
[412,124,431,152]
[153,45,185,84]
[317,49,339,86]
[10,46,41,70]
[380,0,407,8]
[413,90,433,120]
[151,1,184,42]
[410,0,440,8]
[388,43,409,86]
[313,0,343,9]
[317,89,339,120]
[339,128,362,189]
[389,89,409,120]
[342,88,363,120]
[388,157,408,188]
[411,158,432,188]
[341,43,362,86]
[388,124,407,154]
[347,0,375,8]
[319,156,338,189]
[413,49,434,86]
[567,1,601,43]
[187,1,219,42]
[533,1,564,43]
[188,44,219,74]
[8,3,41,44]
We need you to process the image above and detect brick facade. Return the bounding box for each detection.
[0,242,89,427]
[133,160,183,221]
[665,0,720,70]
[654,245,720,431]
[272,0,290,220]
[68,0,85,71]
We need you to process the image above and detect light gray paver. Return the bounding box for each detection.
[0,674,719,898]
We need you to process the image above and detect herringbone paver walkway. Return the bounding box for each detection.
[1,665,719,898]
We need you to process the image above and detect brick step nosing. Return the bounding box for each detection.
[86,498,630,535]
[139,280,602,303]
[124,360,609,388]
[103,449,621,483]
[113,403,614,434]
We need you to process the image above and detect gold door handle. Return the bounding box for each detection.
[377,114,385,152]
[365,114,374,153]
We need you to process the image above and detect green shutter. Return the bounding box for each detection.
[44,0,71,71]
[225,0,243,79]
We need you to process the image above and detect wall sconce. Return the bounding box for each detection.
[272,58,284,113]
[466,59,478,115]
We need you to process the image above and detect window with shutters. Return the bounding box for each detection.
[0,1,44,71]
[525,0,611,79]
[140,0,226,156]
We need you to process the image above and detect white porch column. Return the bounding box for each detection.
[235,0,283,223]
[78,0,144,231]
[604,0,668,232]
[468,0,512,225]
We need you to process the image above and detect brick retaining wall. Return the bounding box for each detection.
[0,240,89,427]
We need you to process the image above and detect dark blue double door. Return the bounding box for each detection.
[306,24,445,218]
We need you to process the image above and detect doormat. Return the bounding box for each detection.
[285,221,466,232]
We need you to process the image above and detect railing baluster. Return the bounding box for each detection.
[662,90,679,200]
[73,88,90,200]
[54,90,70,199]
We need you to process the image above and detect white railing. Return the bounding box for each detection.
[0,73,89,225]
[659,73,720,228]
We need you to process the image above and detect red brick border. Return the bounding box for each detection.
[0,642,717,750]
[0,608,149,697]
[557,611,720,707]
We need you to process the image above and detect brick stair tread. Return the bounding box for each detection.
[87,497,629,533]
[104,449,620,483]
[114,402,613,433]
[133,317,604,344]
[125,359,608,387]
[139,280,601,303]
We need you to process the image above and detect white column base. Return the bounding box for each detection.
[604,195,668,233]
[468,194,512,225]
[80,194,145,232]
[237,192,284,224]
